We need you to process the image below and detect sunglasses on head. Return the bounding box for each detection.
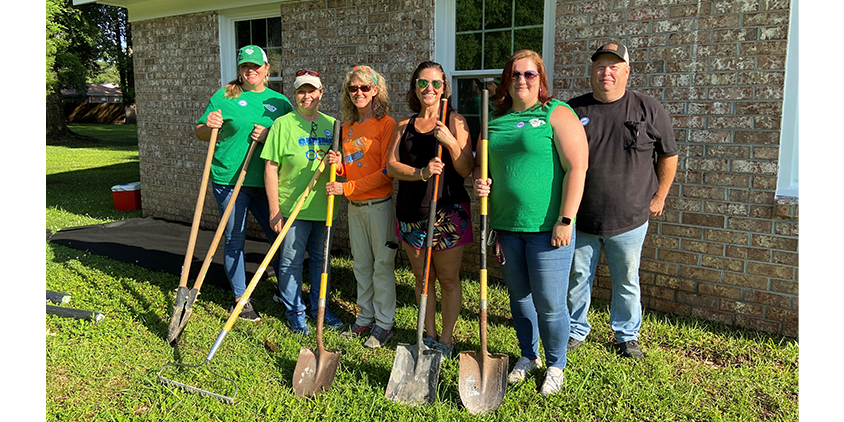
[348,85,372,93]
[416,79,444,90]
[512,70,539,82]
[296,69,320,77]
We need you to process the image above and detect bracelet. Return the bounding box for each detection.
[420,168,430,181]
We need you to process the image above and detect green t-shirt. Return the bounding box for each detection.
[260,111,339,221]
[487,99,574,232]
[197,88,293,187]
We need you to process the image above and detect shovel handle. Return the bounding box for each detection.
[479,90,489,353]
[191,139,259,293]
[178,128,218,288]
[420,98,448,297]
[317,120,341,350]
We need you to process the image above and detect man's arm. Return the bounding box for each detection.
[650,154,678,216]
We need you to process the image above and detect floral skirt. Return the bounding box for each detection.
[395,202,473,251]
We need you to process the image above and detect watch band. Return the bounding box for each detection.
[557,216,572,225]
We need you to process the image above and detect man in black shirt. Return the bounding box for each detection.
[566,43,678,359]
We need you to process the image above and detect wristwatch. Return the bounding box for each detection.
[557,216,572,226]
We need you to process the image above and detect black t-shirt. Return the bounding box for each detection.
[395,113,471,222]
[567,90,678,236]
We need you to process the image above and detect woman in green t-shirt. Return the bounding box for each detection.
[261,70,342,335]
[472,50,589,396]
[195,45,293,322]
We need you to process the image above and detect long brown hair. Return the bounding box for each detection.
[405,61,453,114]
[493,50,554,117]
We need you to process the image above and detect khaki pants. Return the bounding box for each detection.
[347,196,398,330]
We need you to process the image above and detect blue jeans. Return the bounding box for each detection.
[497,229,575,369]
[568,221,648,343]
[212,183,280,299]
[275,219,330,320]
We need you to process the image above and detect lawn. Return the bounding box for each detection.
[46,124,799,421]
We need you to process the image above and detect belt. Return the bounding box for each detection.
[348,196,392,207]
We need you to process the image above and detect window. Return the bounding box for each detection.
[776,0,798,198]
[436,0,555,148]
[219,7,284,94]
[235,17,283,93]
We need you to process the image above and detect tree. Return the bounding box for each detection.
[46,0,134,142]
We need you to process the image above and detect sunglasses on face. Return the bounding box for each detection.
[416,79,444,90]
[512,70,539,82]
[348,85,372,93]
[296,69,320,77]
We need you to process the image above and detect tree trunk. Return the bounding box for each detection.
[46,90,71,142]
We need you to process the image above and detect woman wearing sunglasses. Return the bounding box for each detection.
[194,45,294,322]
[325,65,398,349]
[260,69,342,335]
[473,50,588,395]
[387,61,474,358]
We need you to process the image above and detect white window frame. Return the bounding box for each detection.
[218,5,283,87]
[435,0,556,105]
[776,0,798,198]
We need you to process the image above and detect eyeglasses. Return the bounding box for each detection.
[512,70,539,82]
[416,79,444,90]
[348,85,372,93]
[296,69,320,77]
[309,121,318,140]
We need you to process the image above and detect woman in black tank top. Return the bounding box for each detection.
[386,61,474,357]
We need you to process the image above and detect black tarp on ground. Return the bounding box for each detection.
[47,217,278,291]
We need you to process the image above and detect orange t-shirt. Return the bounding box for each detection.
[337,116,397,202]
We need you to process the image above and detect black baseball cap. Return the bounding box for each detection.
[591,43,630,64]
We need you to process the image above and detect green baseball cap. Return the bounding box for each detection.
[237,45,268,66]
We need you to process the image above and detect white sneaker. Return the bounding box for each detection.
[540,366,565,396]
[507,356,543,384]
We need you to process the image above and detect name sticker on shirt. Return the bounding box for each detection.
[264,104,277,112]
[529,118,546,128]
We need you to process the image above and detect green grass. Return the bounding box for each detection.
[46,124,798,421]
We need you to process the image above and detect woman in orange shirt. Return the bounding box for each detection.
[326,65,398,349]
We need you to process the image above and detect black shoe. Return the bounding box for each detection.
[615,340,644,359]
[230,299,260,322]
[567,337,582,352]
[364,326,393,349]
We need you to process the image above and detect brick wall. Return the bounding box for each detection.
[132,13,225,227]
[130,0,797,337]
[555,0,797,337]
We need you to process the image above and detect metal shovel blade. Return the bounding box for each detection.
[385,342,443,406]
[292,345,341,397]
[166,286,189,344]
[458,350,509,414]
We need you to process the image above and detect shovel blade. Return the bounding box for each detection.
[166,286,190,344]
[458,351,509,414]
[167,288,199,345]
[292,346,341,397]
[385,342,442,406]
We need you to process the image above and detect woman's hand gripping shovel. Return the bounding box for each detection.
[168,135,261,345]
[458,89,508,414]
[385,98,449,406]
[158,133,332,404]
[292,120,343,397]
[167,128,218,345]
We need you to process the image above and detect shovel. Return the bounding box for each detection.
[167,128,217,345]
[385,98,448,406]
[168,139,261,345]
[158,151,330,404]
[458,89,508,414]
[292,120,342,397]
